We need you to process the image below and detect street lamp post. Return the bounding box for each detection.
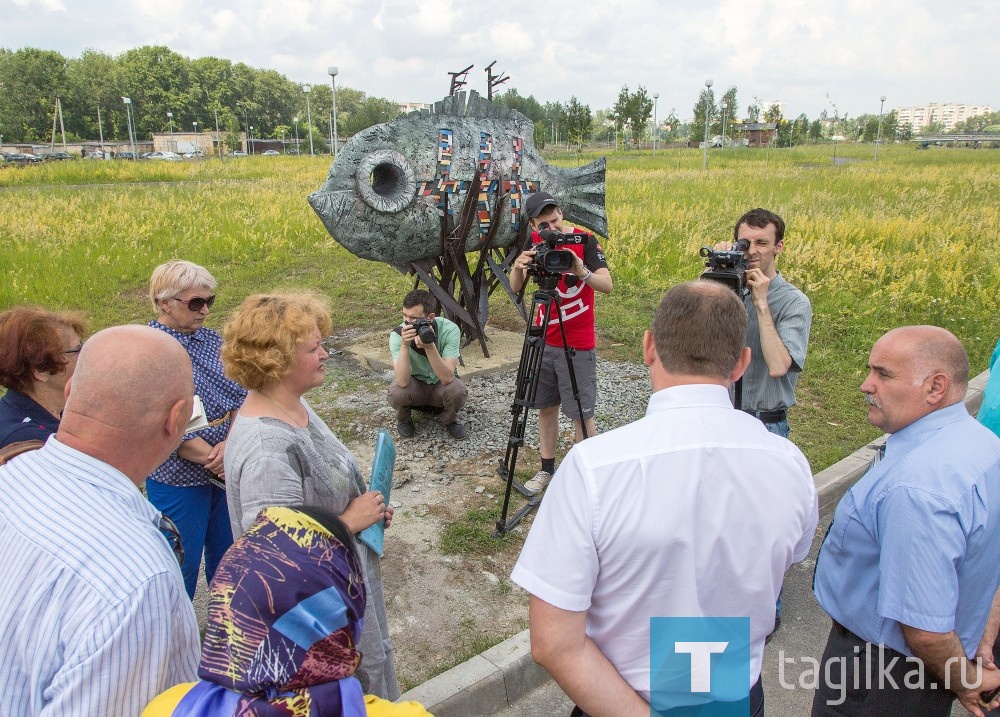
[720,101,728,150]
[237,102,250,153]
[875,95,887,162]
[249,126,254,155]
[192,121,198,154]
[121,96,137,159]
[328,67,339,159]
[652,92,659,156]
[167,111,173,151]
[702,79,713,170]
[293,116,299,155]
[303,84,314,156]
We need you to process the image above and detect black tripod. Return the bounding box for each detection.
[494,275,589,537]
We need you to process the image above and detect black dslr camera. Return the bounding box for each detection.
[700,239,750,295]
[408,317,437,344]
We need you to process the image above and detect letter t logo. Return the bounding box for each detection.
[675,642,729,692]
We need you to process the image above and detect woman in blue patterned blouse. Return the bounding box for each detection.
[146,260,247,599]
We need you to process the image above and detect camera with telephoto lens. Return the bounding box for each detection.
[700,239,750,295]
[408,317,437,344]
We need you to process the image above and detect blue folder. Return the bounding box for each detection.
[358,430,395,557]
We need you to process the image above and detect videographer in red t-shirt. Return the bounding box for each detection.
[508,192,613,495]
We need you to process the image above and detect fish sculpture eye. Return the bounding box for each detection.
[355,149,417,213]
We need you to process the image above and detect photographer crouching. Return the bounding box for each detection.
[508,192,613,495]
[388,289,468,439]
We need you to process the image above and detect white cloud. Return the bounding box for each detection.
[2,0,997,117]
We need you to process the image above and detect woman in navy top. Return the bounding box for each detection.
[0,307,86,449]
[147,260,247,599]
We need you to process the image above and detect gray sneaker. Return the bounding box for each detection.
[524,470,553,496]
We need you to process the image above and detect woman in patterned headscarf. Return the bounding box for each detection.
[143,506,430,716]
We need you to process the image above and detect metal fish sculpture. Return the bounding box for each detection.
[308,90,606,268]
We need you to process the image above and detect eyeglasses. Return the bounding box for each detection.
[172,295,216,312]
[158,514,185,567]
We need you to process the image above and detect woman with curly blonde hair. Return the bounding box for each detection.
[221,291,399,700]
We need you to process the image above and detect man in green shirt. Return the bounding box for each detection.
[388,289,468,439]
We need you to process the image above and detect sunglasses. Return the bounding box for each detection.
[173,294,216,312]
[158,514,185,567]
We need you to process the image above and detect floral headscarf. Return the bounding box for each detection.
[177,506,368,716]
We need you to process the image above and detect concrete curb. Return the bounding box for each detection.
[400,629,548,717]
[401,369,991,717]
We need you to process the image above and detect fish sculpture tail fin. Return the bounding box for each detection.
[557,157,608,238]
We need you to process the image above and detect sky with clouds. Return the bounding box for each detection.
[5,0,997,121]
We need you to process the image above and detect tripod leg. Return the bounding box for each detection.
[555,306,591,441]
[495,289,559,536]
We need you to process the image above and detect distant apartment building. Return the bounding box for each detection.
[895,103,993,132]
[398,101,432,114]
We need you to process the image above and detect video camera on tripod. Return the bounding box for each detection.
[700,238,750,295]
[526,226,586,287]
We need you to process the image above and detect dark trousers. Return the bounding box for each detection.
[387,376,467,425]
[571,677,763,717]
[811,623,955,716]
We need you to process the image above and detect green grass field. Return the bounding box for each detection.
[2,145,998,471]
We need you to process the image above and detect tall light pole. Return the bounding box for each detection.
[214,107,221,158]
[249,126,254,154]
[328,66,339,159]
[237,102,250,153]
[303,84,314,156]
[702,79,713,170]
[652,92,659,156]
[166,111,173,151]
[875,95,886,162]
[293,116,299,154]
[720,101,728,150]
[121,96,137,159]
[192,121,198,153]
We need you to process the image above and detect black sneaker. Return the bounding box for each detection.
[446,422,466,439]
[397,420,415,438]
[765,615,781,644]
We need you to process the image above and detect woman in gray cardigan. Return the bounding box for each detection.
[221,291,399,700]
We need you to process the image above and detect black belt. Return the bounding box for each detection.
[743,408,786,423]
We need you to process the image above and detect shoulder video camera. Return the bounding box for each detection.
[700,239,750,295]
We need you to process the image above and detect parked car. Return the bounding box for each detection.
[1,151,43,165]
[261,149,280,156]
[231,150,247,157]
[47,151,73,161]
[117,151,139,160]
[147,151,181,161]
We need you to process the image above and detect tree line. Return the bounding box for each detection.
[3,45,996,149]
[0,46,399,148]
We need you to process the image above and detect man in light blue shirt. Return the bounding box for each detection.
[0,325,201,716]
[813,325,1000,717]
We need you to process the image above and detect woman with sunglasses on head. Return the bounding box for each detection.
[147,259,248,600]
[0,307,86,450]
[221,291,399,701]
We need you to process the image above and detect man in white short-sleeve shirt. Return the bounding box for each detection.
[511,280,818,717]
